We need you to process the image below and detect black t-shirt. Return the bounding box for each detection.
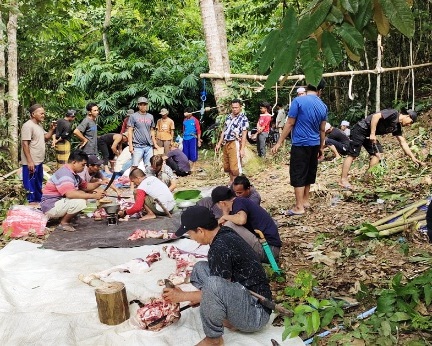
[208,226,272,312]
[231,197,282,247]
[55,118,72,141]
[363,109,402,136]
[98,133,116,146]
[328,128,350,145]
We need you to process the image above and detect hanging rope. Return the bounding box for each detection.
[200,79,207,121]
[348,73,355,100]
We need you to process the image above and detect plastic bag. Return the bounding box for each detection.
[1,205,47,238]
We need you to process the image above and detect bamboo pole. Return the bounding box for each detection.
[199,63,432,82]
[354,199,428,234]
[375,214,425,232]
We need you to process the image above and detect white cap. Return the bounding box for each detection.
[325,122,331,132]
[341,120,350,126]
[297,87,306,94]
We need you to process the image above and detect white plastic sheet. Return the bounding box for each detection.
[0,240,304,345]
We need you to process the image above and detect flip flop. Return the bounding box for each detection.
[284,209,305,217]
[56,224,76,232]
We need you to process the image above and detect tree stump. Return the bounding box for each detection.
[95,281,130,325]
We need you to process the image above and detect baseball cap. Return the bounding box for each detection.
[175,205,217,237]
[137,97,148,104]
[341,120,350,126]
[160,108,169,115]
[211,186,234,204]
[407,110,417,123]
[66,110,76,117]
[87,155,104,165]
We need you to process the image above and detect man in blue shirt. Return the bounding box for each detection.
[182,107,202,172]
[272,80,327,216]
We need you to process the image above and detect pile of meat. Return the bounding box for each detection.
[135,297,180,331]
[128,229,173,240]
[157,245,206,286]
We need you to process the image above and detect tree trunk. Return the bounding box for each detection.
[95,281,130,325]
[0,11,6,119]
[199,0,229,104]
[213,0,230,75]
[7,6,19,166]
[103,0,112,61]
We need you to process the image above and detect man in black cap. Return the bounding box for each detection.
[339,108,426,189]
[162,205,271,346]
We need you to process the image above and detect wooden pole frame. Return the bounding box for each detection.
[200,62,432,82]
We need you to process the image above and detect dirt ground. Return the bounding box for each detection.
[2,112,432,343]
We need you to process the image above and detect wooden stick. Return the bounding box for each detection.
[154,198,172,218]
[0,168,20,181]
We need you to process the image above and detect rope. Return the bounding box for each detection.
[348,73,355,100]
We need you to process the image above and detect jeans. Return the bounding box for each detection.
[257,132,268,157]
[132,145,153,167]
[190,261,270,338]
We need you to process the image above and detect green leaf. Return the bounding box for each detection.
[389,311,410,322]
[341,0,359,13]
[424,284,432,305]
[294,304,316,314]
[377,293,396,313]
[364,232,378,238]
[391,272,403,288]
[353,0,373,31]
[321,309,335,327]
[311,310,321,332]
[381,319,392,336]
[335,22,364,54]
[280,6,298,39]
[378,0,414,38]
[326,5,344,24]
[300,38,320,69]
[256,30,281,74]
[264,42,297,88]
[297,0,333,40]
[322,31,343,67]
[306,297,320,309]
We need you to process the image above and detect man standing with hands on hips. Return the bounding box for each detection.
[73,102,99,155]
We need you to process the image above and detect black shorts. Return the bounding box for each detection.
[347,125,383,157]
[290,145,320,187]
[325,138,349,155]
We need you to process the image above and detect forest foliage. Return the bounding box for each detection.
[0,0,431,169]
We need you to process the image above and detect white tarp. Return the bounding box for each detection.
[0,240,304,346]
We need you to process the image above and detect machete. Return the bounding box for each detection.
[103,172,118,191]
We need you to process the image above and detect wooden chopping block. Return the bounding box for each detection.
[154,198,172,218]
[95,281,130,325]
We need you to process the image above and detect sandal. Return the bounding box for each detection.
[56,224,76,232]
